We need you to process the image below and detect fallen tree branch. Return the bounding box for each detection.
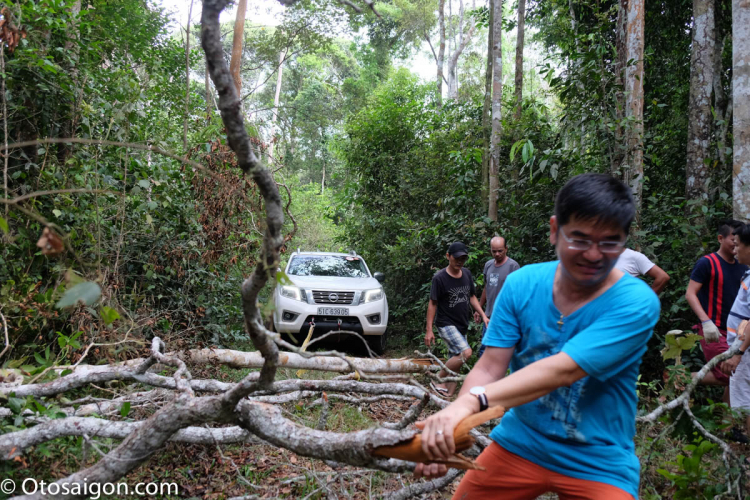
[0,418,262,459]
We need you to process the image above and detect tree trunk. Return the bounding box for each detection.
[685,0,715,209]
[488,0,503,222]
[229,0,248,97]
[436,0,446,106]
[513,0,525,122]
[183,0,195,153]
[269,49,287,160]
[511,0,525,206]
[714,31,732,170]
[733,0,750,220]
[613,0,628,175]
[618,0,645,227]
[445,0,476,100]
[480,0,494,212]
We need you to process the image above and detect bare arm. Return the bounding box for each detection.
[479,287,487,309]
[425,299,438,346]
[419,352,586,461]
[646,265,670,294]
[686,280,709,322]
[457,346,514,397]
[470,295,489,325]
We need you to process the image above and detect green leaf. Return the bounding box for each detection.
[138,179,150,189]
[100,306,120,326]
[120,401,131,418]
[0,215,8,234]
[8,397,24,414]
[276,271,294,286]
[56,282,102,308]
[52,209,62,218]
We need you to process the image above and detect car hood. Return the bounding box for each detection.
[286,275,382,291]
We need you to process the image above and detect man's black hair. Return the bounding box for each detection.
[733,223,750,245]
[554,173,635,233]
[719,219,743,237]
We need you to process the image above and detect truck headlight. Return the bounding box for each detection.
[362,288,383,303]
[280,285,307,302]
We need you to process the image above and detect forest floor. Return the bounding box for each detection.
[9,336,750,499]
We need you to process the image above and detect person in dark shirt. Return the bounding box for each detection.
[687,220,748,397]
[425,241,488,397]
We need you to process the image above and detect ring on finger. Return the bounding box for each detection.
[436,429,444,435]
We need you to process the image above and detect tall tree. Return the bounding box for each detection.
[436,0,446,105]
[488,0,503,221]
[513,0,525,122]
[445,0,477,99]
[685,0,715,208]
[480,0,493,211]
[230,0,248,96]
[733,0,750,219]
[614,0,645,224]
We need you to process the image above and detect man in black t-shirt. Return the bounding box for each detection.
[425,241,488,397]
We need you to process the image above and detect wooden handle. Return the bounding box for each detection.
[453,405,506,437]
[371,405,506,468]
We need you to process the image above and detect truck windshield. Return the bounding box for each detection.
[287,256,369,278]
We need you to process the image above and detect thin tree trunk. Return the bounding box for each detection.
[613,0,628,176]
[488,0,503,222]
[229,0,248,97]
[269,49,287,160]
[621,0,645,227]
[685,0,715,208]
[205,64,212,121]
[446,0,476,100]
[480,0,493,212]
[513,0,525,122]
[183,0,195,153]
[511,0,525,205]
[436,0,446,106]
[732,0,750,220]
[714,31,731,169]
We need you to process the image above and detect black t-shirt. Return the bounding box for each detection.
[690,252,749,329]
[430,268,476,334]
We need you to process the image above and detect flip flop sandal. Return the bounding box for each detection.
[430,381,449,395]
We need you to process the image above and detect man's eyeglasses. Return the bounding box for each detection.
[558,227,626,254]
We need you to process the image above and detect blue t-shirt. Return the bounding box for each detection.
[483,261,660,498]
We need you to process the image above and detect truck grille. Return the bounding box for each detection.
[312,290,355,304]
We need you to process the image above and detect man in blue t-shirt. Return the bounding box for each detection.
[414,173,660,500]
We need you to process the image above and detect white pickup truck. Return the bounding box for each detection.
[272,250,389,354]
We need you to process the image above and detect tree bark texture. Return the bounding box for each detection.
[480,0,494,211]
[613,0,628,173]
[488,0,503,222]
[733,0,750,220]
[436,0,446,106]
[445,0,476,100]
[229,0,248,97]
[269,49,286,159]
[621,0,645,225]
[686,0,715,204]
[513,0,525,122]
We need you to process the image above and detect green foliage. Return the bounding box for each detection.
[656,437,724,499]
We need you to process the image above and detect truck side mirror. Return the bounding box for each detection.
[373,272,385,283]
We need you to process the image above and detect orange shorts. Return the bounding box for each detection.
[452,443,635,500]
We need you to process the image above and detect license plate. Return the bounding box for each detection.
[317,307,349,316]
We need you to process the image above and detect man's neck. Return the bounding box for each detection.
[494,256,508,267]
[553,265,620,315]
[446,266,463,278]
[717,248,736,264]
